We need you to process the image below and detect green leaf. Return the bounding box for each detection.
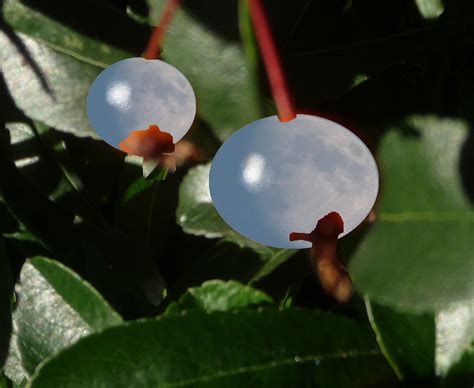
[0,127,165,314]
[176,163,231,239]
[176,163,297,284]
[0,31,98,138]
[350,116,474,312]
[9,257,122,379]
[0,375,8,388]
[5,122,101,224]
[1,120,165,305]
[4,327,26,386]
[366,297,474,382]
[57,134,126,212]
[247,248,300,284]
[4,305,41,384]
[167,239,273,300]
[435,301,474,377]
[365,298,435,380]
[30,309,397,387]
[414,0,444,19]
[147,0,262,141]
[238,0,263,116]
[0,237,13,370]
[443,347,474,387]
[115,155,169,250]
[3,0,132,67]
[166,280,273,314]
[1,0,145,139]
[0,122,96,256]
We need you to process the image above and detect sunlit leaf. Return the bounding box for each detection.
[0,32,98,138]
[1,0,146,138]
[8,257,122,379]
[166,279,273,314]
[415,0,444,19]
[30,309,397,387]
[3,0,133,67]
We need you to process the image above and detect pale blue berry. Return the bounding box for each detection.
[87,57,196,149]
[209,115,379,249]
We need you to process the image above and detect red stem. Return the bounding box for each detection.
[248,0,296,122]
[143,0,182,60]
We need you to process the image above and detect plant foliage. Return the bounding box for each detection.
[0,0,473,386]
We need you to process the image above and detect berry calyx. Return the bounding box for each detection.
[119,124,175,161]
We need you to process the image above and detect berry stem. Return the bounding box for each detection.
[248,0,296,122]
[143,0,182,60]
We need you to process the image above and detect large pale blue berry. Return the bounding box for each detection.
[209,115,379,249]
[87,57,196,149]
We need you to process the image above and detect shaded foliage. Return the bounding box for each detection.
[0,0,473,386]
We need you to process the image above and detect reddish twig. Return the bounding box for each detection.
[290,212,353,303]
[143,0,182,60]
[248,0,296,122]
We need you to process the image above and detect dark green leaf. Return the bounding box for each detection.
[350,116,474,312]
[0,125,165,314]
[0,122,100,257]
[115,155,169,250]
[9,257,122,379]
[366,298,435,380]
[58,134,125,211]
[147,0,262,141]
[167,239,272,300]
[238,0,263,115]
[3,230,49,282]
[30,309,397,387]
[248,248,300,285]
[365,289,474,381]
[0,375,8,388]
[5,122,101,224]
[166,280,273,314]
[443,348,474,387]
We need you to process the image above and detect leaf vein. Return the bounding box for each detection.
[379,212,474,223]
[161,349,382,387]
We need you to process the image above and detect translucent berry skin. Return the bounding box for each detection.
[209,115,379,249]
[87,57,196,149]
